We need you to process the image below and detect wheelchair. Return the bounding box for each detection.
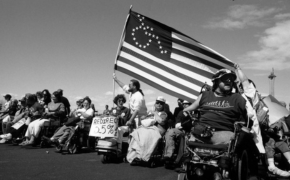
[177,121,260,180]
[39,116,66,148]
[96,133,129,164]
[54,119,96,154]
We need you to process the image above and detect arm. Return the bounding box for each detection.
[113,73,125,89]
[234,63,250,87]
[183,94,202,112]
[78,108,94,119]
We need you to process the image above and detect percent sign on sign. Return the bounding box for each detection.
[89,116,118,138]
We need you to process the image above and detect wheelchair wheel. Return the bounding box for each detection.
[147,158,156,168]
[101,154,109,164]
[87,136,96,151]
[238,150,250,180]
[68,143,78,154]
[177,173,188,180]
[55,145,63,153]
[40,140,48,148]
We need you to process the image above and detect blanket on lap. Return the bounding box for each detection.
[126,126,161,163]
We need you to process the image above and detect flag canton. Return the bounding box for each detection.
[125,11,172,61]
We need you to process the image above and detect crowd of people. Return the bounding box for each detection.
[1,64,290,177]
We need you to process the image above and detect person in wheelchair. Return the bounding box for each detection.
[163,100,193,165]
[0,94,43,144]
[44,96,94,146]
[21,91,65,146]
[110,94,130,156]
[235,64,290,177]
[69,98,84,117]
[126,96,173,164]
[183,69,248,145]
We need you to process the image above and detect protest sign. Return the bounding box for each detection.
[12,118,25,130]
[89,115,118,138]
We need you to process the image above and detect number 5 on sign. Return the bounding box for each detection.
[89,115,118,138]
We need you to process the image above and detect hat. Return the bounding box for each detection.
[182,100,190,104]
[3,94,11,99]
[77,99,84,103]
[57,89,63,93]
[19,97,26,102]
[156,96,166,103]
[212,69,237,82]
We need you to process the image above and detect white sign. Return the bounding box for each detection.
[89,115,118,138]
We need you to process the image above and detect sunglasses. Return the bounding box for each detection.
[156,101,165,105]
[118,99,124,103]
[220,75,235,83]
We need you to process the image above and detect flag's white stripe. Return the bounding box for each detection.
[123,42,213,86]
[171,48,214,73]
[120,51,202,92]
[117,61,198,99]
[172,42,230,70]
[172,32,233,65]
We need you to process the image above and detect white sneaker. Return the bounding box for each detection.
[2,134,11,140]
[269,166,290,177]
[0,139,7,144]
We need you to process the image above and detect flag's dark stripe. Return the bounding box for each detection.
[116,66,197,102]
[172,38,234,67]
[172,48,226,70]
[117,56,200,96]
[122,46,208,87]
[169,58,213,79]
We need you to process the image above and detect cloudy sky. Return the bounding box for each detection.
[1,0,290,112]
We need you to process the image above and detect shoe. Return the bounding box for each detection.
[116,149,122,158]
[268,166,290,177]
[19,140,29,146]
[0,139,7,144]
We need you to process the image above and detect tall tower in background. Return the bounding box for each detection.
[268,68,276,97]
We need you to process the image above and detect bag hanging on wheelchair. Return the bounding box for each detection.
[191,122,214,139]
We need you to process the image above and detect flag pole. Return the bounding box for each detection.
[113,5,132,108]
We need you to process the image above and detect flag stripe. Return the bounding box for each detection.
[172,32,234,67]
[116,62,198,101]
[172,38,233,70]
[122,42,213,85]
[169,57,213,79]
[172,48,224,70]
[121,46,211,87]
[118,54,201,94]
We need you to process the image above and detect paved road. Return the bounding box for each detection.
[0,144,177,180]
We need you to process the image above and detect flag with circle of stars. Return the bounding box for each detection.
[115,10,235,102]
[124,11,172,61]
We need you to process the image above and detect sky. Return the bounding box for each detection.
[1,0,290,112]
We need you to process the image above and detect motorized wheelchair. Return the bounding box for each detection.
[54,119,96,154]
[97,133,129,164]
[177,121,260,180]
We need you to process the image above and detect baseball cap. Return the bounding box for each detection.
[212,69,236,82]
[182,100,191,104]
[3,94,12,99]
[156,96,166,103]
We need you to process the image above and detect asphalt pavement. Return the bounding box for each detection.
[0,144,177,180]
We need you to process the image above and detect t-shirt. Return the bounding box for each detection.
[111,106,131,126]
[61,96,71,115]
[199,91,247,132]
[123,85,147,117]
[175,111,192,132]
[76,108,94,120]
[29,102,44,119]
[173,107,183,119]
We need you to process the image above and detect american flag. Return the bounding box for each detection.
[115,10,234,102]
